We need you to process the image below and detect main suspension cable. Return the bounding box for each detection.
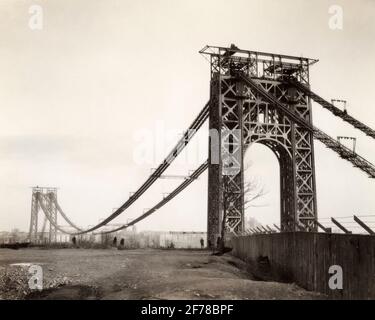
[99,160,208,234]
[72,102,210,235]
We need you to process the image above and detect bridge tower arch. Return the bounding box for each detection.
[204,45,318,246]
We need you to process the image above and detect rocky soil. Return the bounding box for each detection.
[0,248,324,300]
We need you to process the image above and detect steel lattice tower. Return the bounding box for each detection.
[28,187,58,243]
[46,189,58,242]
[202,45,318,246]
[29,187,41,243]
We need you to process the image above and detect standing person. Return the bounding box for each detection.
[118,238,125,250]
[216,236,222,252]
[200,238,204,249]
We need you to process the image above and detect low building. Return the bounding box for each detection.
[160,232,206,249]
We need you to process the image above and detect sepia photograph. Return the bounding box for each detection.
[0,0,374,310]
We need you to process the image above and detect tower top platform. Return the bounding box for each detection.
[199,44,318,65]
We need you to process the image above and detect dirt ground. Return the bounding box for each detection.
[0,248,324,300]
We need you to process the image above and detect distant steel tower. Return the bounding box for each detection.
[29,187,41,242]
[46,188,58,242]
[29,187,58,243]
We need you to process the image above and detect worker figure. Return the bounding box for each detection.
[118,238,125,250]
[200,238,204,249]
[216,236,222,251]
[113,237,117,246]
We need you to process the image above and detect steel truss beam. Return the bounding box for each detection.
[289,79,375,139]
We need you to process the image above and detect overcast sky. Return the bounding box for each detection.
[0,0,374,233]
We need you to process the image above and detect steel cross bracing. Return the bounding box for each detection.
[29,188,59,242]
[241,74,375,178]
[46,191,58,242]
[241,73,317,231]
[29,190,40,242]
[288,79,375,139]
[203,46,321,241]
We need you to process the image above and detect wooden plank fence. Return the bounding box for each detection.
[231,232,375,299]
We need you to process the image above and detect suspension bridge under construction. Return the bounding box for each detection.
[26,45,375,298]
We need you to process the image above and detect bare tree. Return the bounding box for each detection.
[218,162,267,252]
[244,177,267,210]
[243,162,268,231]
